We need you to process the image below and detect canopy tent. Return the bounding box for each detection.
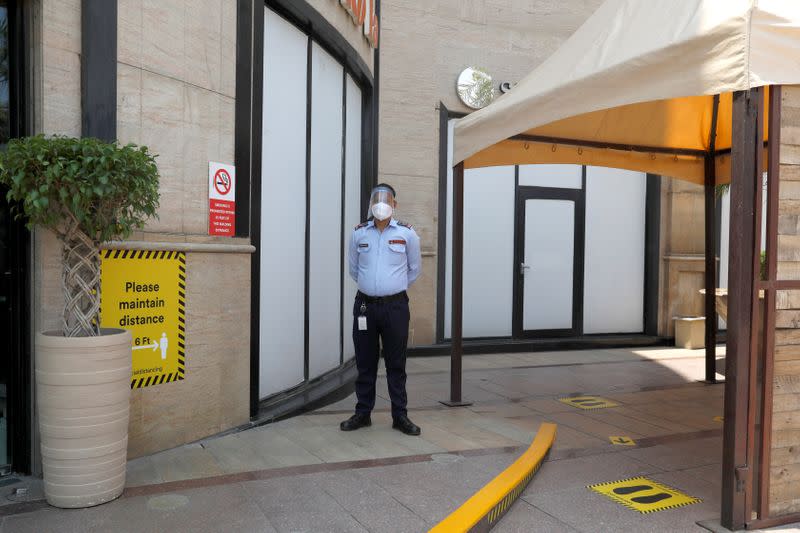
[446,1,800,529]
[454,0,800,182]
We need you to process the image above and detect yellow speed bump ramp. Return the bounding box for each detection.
[429,423,556,533]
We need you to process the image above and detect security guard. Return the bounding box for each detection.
[341,184,422,436]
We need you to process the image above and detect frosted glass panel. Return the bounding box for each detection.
[523,200,574,330]
[309,43,344,379]
[519,165,582,189]
[260,9,307,398]
[444,166,515,338]
[583,167,645,334]
[343,75,362,361]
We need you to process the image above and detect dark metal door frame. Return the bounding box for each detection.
[512,183,586,338]
[1,0,32,475]
[0,190,30,475]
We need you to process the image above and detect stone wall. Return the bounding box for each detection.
[33,0,251,459]
[771,84,800,516]
[379,0,603,345]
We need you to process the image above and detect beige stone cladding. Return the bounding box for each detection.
[379,0,604,345]
[33,0,250,459]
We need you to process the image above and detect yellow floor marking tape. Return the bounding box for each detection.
[558,396,619,410]
[429,423,557,533]
[609,436,636,446]
[588,476,701,514]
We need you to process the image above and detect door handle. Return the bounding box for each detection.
[520,263,531,276]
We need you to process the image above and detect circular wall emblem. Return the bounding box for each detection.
[456,67,494,110]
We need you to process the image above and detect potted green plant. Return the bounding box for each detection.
[0,135,159,508]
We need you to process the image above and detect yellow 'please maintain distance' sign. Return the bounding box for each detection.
[100,250,186,388]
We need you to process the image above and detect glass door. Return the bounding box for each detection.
[513,187,585,338]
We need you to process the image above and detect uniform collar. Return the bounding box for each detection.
[367,218,397,228]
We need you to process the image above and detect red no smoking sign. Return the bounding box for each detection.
[214,169,232,196]
[208,162,235,237]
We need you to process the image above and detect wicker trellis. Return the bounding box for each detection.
[59,214,101,337]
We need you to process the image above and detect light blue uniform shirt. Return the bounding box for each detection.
[349,218,421,297]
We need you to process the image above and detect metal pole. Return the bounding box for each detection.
[442,162,471,407]
[721,88,762,531]
[705,156,718,383]
[705,94,720,384]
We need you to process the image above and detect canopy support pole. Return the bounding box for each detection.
[704,163,718,382]
[705,95,720,383]
[721,87,763,531]
[442,162,471,407]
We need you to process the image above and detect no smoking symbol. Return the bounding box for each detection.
[214,169,231,196]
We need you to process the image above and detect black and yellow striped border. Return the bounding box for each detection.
[587,476,702,514]
[429,423,557,533]
[102,250,186,389]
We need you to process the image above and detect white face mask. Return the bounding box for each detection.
[371,202,393,221]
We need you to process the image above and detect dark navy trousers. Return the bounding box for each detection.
[352,293,410,420]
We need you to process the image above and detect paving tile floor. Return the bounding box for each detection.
[3,345,799,532]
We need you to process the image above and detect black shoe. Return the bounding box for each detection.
[392,415,421,436]
[340,413,371,431]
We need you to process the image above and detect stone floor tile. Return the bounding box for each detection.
[647,469,722,510]
[357,458,497,524]
[126,456,165,487]
[311,470,429,532]
[148,444,224,483]
[676,463,722,484]
[264,511,368,533]
[243,476,346,516]
[467,415,544,444]
[527,452,663,494]
[579,409,681,439]
[275,426,376,463]
[546,412,646,441]
[526,485,718,533]
[494,499,578,532]
[622,439,721,472]
[4,484,275,533]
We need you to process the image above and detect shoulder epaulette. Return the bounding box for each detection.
[397,221,413,229]
[354,221,369,230]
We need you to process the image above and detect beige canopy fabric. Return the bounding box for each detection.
[453,0,800,184]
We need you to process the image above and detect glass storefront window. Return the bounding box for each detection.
[0,0,12,469]
[0,2,9,146]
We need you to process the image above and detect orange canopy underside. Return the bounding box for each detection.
[464,90,770,185]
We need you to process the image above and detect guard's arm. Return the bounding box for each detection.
[348,230,359,282]
[407,228,421,285]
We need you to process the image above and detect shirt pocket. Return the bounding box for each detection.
[357,242,371,253]
[388,241,407,264]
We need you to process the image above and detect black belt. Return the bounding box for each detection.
[357,290,407,304]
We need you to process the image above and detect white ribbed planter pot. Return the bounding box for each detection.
[35,329,132,508]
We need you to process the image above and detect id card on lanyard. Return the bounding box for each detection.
[358,302,367,331]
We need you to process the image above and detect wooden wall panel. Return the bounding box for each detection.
[771,85,800,516]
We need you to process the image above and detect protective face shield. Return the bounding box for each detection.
[368,186,395,221]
